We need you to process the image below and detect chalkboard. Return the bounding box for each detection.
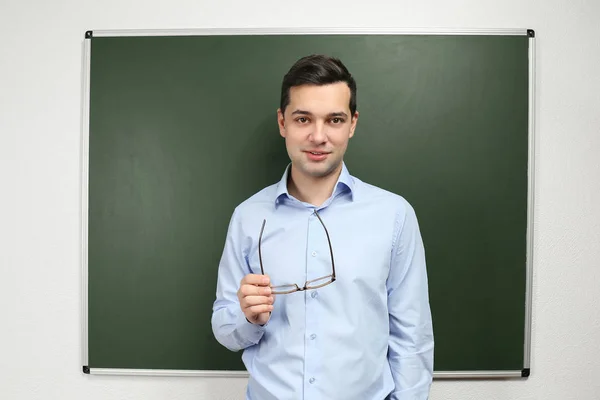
[81,28,535,378]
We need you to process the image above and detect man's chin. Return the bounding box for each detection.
[300,161,340,178]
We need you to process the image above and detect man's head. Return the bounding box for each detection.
[277,55,358,180]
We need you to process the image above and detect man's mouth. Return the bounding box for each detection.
[305,151,330,161]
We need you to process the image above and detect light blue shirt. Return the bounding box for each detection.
[211,163,434,400]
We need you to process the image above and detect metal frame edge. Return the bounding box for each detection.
[87,368,524,379]
[435,371,524,379]
[90,27,530,37]
[523,33,536,371]
[89,368,250,377]
[81,36,92,369]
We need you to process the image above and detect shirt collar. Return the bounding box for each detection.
[274,162,356,206]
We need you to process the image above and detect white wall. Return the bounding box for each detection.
[2,0,599,399]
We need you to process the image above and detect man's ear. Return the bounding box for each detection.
[349,111,359,138]
[277,108,286,138]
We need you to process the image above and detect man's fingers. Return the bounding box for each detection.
[243,295,274,308]
[238,274,274,321]
[241,274,270,286]
[247,304,274,314]
[240,284,272,297]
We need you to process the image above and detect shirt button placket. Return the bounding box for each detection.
[305,211,321,395]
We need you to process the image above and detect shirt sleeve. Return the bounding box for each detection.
[211,208,267,352]
[386,202,435,399]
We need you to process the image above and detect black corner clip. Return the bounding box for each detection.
[83,366,90,374]
[527,29,535,38]
[521,368,531,377]
[85,31,93,39]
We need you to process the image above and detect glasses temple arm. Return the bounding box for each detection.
[258,219,266,275]
[314,211,336,280]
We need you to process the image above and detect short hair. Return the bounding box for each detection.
[280,54,357,116]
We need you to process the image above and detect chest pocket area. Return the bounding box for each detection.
[332,221,392,297]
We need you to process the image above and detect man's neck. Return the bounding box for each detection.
[287,164,342,207]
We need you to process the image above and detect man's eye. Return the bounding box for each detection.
[297,117,309,123]
[331,118,344,124]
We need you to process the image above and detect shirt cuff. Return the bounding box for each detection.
[235,308,268,345]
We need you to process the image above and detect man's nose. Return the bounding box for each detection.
[310,122,326,143]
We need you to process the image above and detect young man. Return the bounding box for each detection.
[212,54,434,400]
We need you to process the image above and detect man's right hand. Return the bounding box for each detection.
[237,274,275,325]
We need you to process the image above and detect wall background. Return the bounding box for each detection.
[1,0,599,399]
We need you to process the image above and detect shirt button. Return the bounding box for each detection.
[311,291,318,298]
[310,334,316,340]
[311,251,317,257]
[309,377,315,384]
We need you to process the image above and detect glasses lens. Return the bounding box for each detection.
[305,275,334,289]
[271,284,299,294]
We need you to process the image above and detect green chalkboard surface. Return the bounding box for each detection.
[82,29,535,378]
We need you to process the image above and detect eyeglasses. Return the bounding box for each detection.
[258,210,336,295]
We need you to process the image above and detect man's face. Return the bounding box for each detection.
[277,82,358,180]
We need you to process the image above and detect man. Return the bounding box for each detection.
[211,54,434,399]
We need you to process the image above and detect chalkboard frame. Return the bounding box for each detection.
[80,27,536,379]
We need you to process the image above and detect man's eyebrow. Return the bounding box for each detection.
[329,112,348,118]
[291,109,312,115]
[290,110,349,118]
